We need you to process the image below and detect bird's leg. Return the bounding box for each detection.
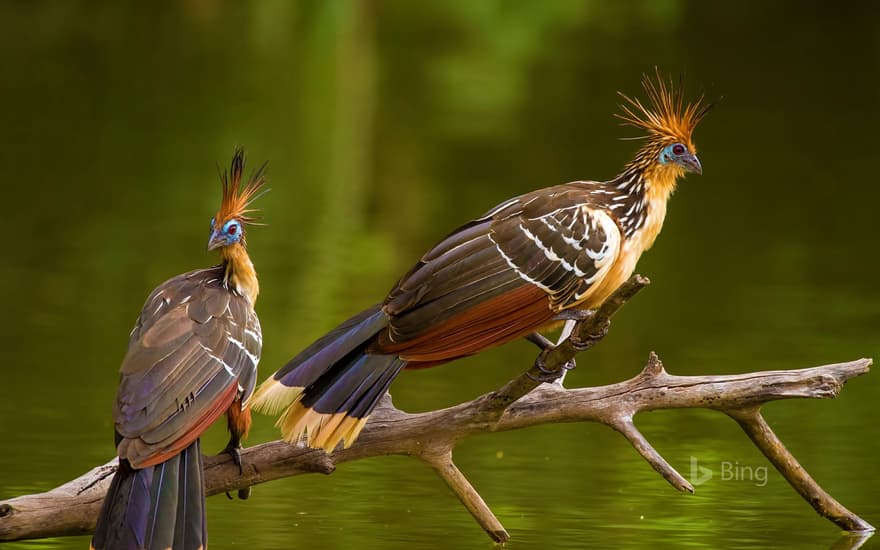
[222,437,244,472]
[529,349,577,383]
[528,353,565,383]
[223,401,252,500]
[524,309,598,384]
[536,309,593,379]
[552,308,593,322]
[525,332,554,351]
[222,434,251,500]
[526,324,578,385]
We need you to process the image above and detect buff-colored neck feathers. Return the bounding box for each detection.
[616,70,712,148]
[222,244,260,305]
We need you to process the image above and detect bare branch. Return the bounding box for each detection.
[419,449,509,543]
[608,399,695,494]
[0,355,872,542]
[727,406,874,532]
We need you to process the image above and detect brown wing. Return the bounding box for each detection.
[376,183,622,362]
[113,266,262,469]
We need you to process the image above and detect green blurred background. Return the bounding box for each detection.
[1,1,878,548]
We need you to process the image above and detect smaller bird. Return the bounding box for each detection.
[91,148,266,550]
[252,71,711,453]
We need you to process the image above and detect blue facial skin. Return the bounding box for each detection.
[207,218,243,250]
[219,220,242,245]
[659,143,687,165]
[658,142,702,174]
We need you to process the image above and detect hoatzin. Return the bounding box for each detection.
[91,149,266,550]
[252,72,711,452]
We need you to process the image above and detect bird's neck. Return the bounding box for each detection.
[607,160,682,252]
[221,243,259,305]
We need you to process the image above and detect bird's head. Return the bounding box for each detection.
[657,141,702,175]
[207,147,268,252]
[616,70,713,179]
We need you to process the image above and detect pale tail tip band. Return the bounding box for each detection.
[249,379,304,416]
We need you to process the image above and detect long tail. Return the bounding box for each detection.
[92,440,206,550]
[251,305,406,451]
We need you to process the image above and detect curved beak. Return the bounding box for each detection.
[679,152,702,175]
[207,230,226,251]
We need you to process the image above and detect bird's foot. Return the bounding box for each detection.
[552,309,593,322]
[527,351,576,384]
[223,442,245,473]
[222,442,251,500]
[570,319,611,351]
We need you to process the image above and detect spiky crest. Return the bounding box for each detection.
[213,147,266,304]
[215,147,269,230]
[616,69,712,149]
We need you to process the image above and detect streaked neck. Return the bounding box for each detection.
[221,243,259,305]
[626,162,683,253]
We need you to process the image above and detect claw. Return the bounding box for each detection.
[528,351,570,383]
[570,319,611,351]
[536,356,556,375]
[226,444,244,472]
[222,443,251,500]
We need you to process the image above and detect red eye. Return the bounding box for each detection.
[227,223,238,235]
[672,144,686,155]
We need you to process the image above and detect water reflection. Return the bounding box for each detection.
[1,1,878,549]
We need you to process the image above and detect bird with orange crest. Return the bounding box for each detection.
[92,148,267,550]
[252,71,711,453]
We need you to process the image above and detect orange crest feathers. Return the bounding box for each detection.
[216,147,269,226]
[616,69,713,146]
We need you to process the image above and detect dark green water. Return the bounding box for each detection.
[2,1,879,548]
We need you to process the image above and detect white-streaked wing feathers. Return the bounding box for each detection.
[490,202,621,310]
[113,266,262,465]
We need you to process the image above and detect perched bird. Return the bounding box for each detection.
[91,149,266,550]
[252,72,711,452]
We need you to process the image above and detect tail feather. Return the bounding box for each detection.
[278,305,387,388]
[145,461,179,550]
[92,440,206,550]
[306,353,404,417]
[252,305,406,451]
[277,353,406,451]
[251,305,388,416]
[173,440,205,550]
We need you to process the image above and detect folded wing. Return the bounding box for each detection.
[114,266,262,468]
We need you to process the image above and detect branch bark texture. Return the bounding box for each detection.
[0,358,871,542]
[0,275,873,543]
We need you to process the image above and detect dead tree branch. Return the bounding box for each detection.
[0,275,873,543]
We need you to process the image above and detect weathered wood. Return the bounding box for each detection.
[0,275,874,542]
[0,357,872,542]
